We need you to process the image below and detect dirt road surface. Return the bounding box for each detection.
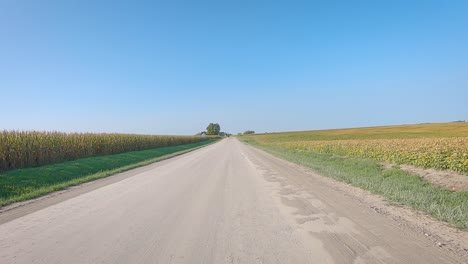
[0,138,466,263]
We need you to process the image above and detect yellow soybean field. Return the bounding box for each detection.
[0,131,210,172]
[244,122,468,174]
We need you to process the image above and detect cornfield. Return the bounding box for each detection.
[0,131,210,172]
[243,122,468,174]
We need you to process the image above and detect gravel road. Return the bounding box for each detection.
[0,138,465,263]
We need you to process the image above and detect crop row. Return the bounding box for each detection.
[274,137,468,174]
[0,131,210,172]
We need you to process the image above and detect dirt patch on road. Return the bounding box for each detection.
[383,163,468,191]
[296,162,468,261]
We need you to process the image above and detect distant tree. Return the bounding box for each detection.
[206,123,221,135]
[243,130,255,135]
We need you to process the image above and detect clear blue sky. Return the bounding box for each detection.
[1,1,467,135]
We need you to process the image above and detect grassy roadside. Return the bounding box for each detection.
[0,139,218,206]
[240,137,468,230]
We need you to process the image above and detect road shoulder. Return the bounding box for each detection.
[0,141,221,225]
[240,140,468,262]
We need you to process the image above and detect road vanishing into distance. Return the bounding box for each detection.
[0,138,464,263]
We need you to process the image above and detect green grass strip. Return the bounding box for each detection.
[241,138,468,230]
[0,140,217,206]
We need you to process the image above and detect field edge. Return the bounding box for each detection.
[0,139,219,207]
[239,137,468,230]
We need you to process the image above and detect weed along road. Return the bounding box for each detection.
[0,138,465,263]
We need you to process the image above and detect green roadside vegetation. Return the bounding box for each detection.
[240,137,468,230]
[0,139,218,206]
